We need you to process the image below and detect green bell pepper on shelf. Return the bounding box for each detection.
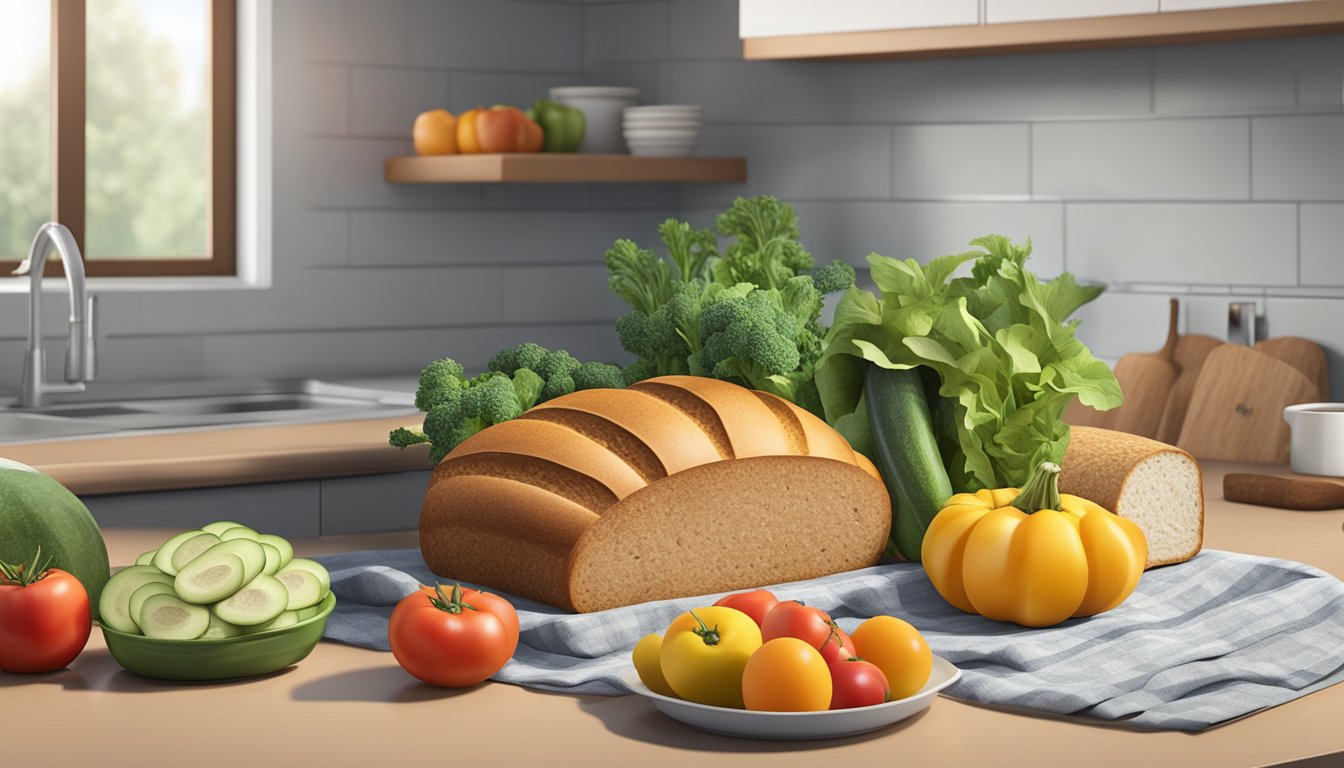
[526,99,585,153]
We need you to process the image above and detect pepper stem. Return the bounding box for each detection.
[1011,461,1063,513]
[688,608,721,646]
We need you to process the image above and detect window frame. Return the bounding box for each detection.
[1,0,237,277]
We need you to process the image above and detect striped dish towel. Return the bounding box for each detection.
[310,548,1344,731]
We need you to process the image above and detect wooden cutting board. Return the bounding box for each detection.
[1065,299,1179,437]
[1177,344,1319,463]
[1256,336,1330,402]
[1155,299,1225,445]
[1224,473,1344,510]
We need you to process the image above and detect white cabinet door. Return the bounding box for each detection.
[986,0,1159,24]
[1161,0,1305,10]
[739,0,979,38]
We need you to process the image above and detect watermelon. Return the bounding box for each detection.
[0,458,111,617]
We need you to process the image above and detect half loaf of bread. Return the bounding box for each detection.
[1059,426,1204,568]
[419,375,891,612]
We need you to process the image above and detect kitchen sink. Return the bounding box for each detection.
[0,378,420,444]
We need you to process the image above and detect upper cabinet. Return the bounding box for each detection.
[741,0,1344,60]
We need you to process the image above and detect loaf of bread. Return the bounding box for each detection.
[419,376,891,612]
[1059,426,1204,568]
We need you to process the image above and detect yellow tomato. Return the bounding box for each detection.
[412,109,457,155]
[922,462,1147,627]
[850,616,932,700]
[660,606,762,709]
[631,633,676,697]
[741,637,832,712]
[456,107,483,154]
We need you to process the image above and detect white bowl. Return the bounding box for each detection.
[625,104,702,115]
[551,86,641,153]
[623,116,703,128]
[624,128,702,141]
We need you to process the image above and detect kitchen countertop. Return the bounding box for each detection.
[6,462,1344,767]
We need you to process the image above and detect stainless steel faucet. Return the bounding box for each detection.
[11,222,97,408]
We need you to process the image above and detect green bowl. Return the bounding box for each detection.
[99,593,336,681]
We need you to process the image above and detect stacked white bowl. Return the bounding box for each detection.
[622,105,702,157]
[550,86,641,154]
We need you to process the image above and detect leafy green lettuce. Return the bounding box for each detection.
[816,235,1121,491]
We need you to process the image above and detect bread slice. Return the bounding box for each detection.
[419,376,892,612]
[1059,426,1204,568]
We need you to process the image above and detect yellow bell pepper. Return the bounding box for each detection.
[921,461,1147,627]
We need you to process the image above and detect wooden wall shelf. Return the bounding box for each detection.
[742,1,1344,61]
[385,154,747,184]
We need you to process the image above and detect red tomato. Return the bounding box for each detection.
[828,658,890,709]
[818,624,857,663]
[0,564,91,674]
[389,583,519,687]
[713,589,778,629]
[762,601,834,650]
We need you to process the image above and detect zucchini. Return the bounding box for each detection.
[864,365,954,561]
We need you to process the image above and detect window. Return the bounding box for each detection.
[0,0,235,276]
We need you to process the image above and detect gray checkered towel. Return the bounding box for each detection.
[310,548,1344,731]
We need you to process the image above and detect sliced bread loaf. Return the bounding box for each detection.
[1059,426,1204,568]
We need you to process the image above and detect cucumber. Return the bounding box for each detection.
[200,520,244,537]
[293,603,326,622]
[134,550,157,566]
[128,582,178,628]
[201,613,244,640]
[281,558,330,594]
[169,532,221,572]
[99,566,174,634]
[257,534,293,570]
[260,543,282,575]
[194,539,266,584]
[174,553,246,605]
[242,610,299,635]
[151,530,211,576]
[139,594,209,640]
[219,526,259,542]
[864,365,955,562]
[213,574,287,626]
[276,568,323,610]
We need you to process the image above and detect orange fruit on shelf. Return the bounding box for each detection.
[412,109,458,155]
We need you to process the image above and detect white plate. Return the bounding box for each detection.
[623,115,703,125]
[624,129,702,140]
[622,654,961,740]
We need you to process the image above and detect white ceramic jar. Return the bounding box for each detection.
[1283,403,1344,476]
[549,86,640,154]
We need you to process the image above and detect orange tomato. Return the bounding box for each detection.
[456,108,484,153]
[850,615,932,700]
[412,109,457,155]
[475,106,542,153]
[741,637,832,712]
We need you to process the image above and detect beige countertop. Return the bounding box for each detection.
[5,462,1344,767]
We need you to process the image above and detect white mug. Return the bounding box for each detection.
[1283,403,1344,477]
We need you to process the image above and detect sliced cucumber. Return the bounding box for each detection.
[219,526,259,542]
[193,539,266,584]
[152,530,211,576]
[134,550,157,566]
[139,594,209,640]
[260,543,282,576]
[174,553,246,605]
[293,603,326,622]
[257,534,293,570]
[213,574,287,626]
[100,566,175,635]
[201,613,244,640]
[169,532,221,572]
[200,520,244,537]
[276,568,323,610]
[128,582,177,628]
[242,610,300,635]
[281,558,330,594]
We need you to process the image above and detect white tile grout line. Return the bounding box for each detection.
[1296,202,1302,288]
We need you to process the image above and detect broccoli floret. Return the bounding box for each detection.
[713,196,814,290]
[810,259,856,295]
[388,427,429,449]
[606,239,673,316]
[573,361,626,391]
[472,374,525,423]
[414,358,466,412]
[698,290,802,387]
[487,343,548,375]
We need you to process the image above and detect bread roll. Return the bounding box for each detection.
[420,376,891,612]
[1059,426,1204,568]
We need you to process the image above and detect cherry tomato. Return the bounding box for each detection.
[828,658,890,709]
[850,615,932,700]
[713,589,778,629]
[0,556,91,674]
[389,583,519,688]
[741,637,832,712]
[818,624,857,663]
[761,600,834,650]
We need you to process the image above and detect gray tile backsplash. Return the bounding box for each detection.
[2,1,1340,404]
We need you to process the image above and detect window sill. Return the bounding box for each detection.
[0,274,269,294]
